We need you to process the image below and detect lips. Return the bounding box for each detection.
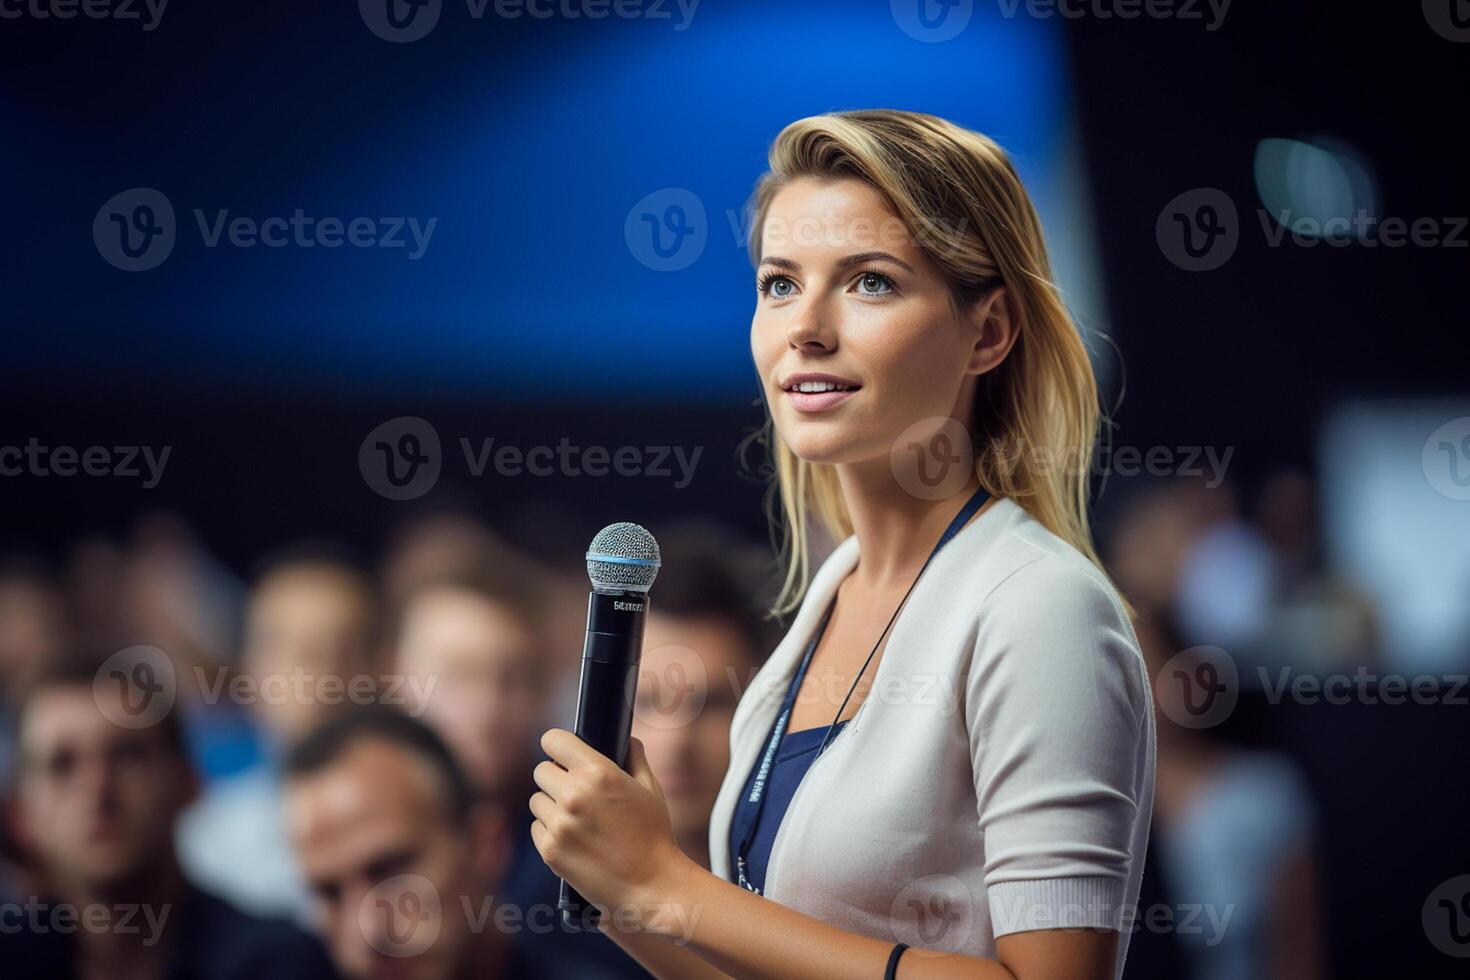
[780,372,861,414]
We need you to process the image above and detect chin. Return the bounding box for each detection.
[778,424,879,467]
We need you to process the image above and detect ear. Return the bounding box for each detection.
[963,287,1019,377]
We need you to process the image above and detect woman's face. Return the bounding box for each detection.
[750,176,1007,469]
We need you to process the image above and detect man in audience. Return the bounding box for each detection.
[392,564,548,804]
[179,547,379,922]
[284,707,554,980]
[631,527,772,870]
[1,654,336,980]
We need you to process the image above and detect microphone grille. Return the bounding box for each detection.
[586,523,661,593]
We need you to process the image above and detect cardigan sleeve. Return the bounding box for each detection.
[964,553,1152,937]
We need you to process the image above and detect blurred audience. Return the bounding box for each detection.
[632,525,774,870]
[179,546,379,922]
[1,653,335,980]
[1107,481,1331,980]
[392,563,549,804]
[283,707,549,980]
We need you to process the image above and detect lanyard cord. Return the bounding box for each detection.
[734,485,991,891]
[812,484,990,759]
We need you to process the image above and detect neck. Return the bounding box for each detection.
[64,857,187,978]
[835,460,986,590]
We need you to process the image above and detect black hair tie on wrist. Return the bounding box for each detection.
[884,942,910,979]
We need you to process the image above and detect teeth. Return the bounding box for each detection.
[793,381,851,393]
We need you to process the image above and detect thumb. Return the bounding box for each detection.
[625,736,664,801]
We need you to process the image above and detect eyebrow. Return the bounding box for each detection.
[758,251,916,274]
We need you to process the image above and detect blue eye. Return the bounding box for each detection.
[757,272,794,298]
[854,271,894,296]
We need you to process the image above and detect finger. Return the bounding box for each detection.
[540,727,612,770]
[529,819,555,867]
[625,736,664,800]
[528,790,558,827]
[532,759,574,801]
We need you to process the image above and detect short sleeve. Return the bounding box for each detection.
[965,555,1152,937]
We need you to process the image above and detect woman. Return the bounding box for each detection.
[530,109,1155,980]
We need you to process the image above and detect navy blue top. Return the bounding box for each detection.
[727,485,992,897]
[728,600,844,895]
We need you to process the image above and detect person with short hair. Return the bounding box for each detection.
[2,654,336,980]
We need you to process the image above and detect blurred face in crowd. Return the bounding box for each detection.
[243,562,377,747]
[286,738,506,980]
[393,586,543,797]
[11,684,195,892]
[632,613,752,862]
[0,574,63,688]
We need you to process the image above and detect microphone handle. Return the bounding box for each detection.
[557,592,646,930]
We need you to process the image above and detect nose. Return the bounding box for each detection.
[785,303,836,354]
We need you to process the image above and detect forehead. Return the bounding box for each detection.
[20,685,117,751]
[760,176,920,262]
[286,740,450,864]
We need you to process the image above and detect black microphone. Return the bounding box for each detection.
[557,522,661,931]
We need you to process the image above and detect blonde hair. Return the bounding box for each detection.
[746,109,1116,616]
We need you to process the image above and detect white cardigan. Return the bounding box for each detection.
[708,498,1156,978]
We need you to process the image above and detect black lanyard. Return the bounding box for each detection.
[733,485,991,893]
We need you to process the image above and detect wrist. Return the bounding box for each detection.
[623,846,705,941]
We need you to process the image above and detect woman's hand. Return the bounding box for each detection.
[530,729,696,929]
